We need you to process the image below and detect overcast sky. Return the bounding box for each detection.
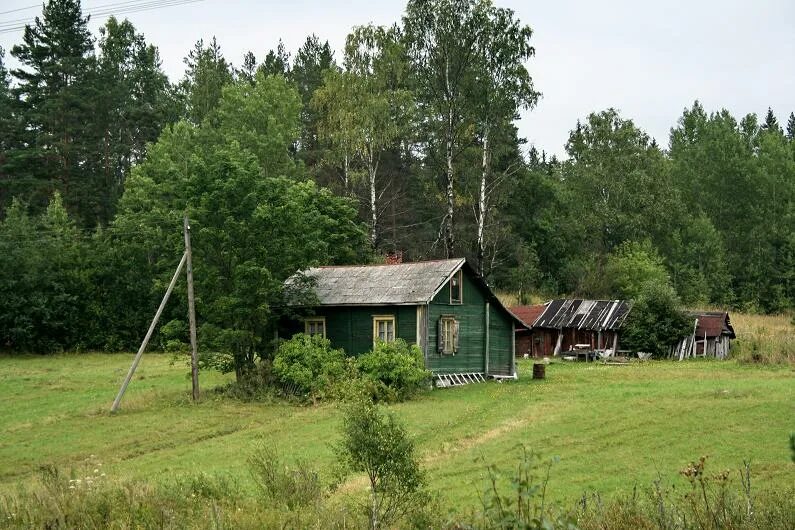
[1,0,793,158]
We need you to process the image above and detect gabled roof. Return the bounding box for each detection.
[510,304,547,329]
[533,299,631,331]
[688,311,736,339]
[287,258,466,306]
[286,258,530,330]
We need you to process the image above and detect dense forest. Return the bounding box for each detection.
[0,0,793,356]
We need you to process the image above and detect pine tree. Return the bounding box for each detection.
[10,0,97,224]
[239,51,257,84]
[786,112,795,141]
[259,40,290,77]
[292,35,337,180]
[90,17,174,222]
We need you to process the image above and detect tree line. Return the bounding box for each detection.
[0,0,793,357]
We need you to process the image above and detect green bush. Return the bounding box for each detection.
[248,442,322,510]
[621,279,692,357]
[335,398,427,529]
[356,339,431,402]
[272,333,348,401]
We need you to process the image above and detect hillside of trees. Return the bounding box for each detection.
[1,0,793,355]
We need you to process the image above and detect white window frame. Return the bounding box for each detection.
[449,270,463,304]
[372,315,396,344]
[304,317,326,338]
[440,316,458,355]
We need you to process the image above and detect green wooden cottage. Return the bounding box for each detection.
[283,258,524,382]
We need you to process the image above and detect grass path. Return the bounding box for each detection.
[1,353,793,509]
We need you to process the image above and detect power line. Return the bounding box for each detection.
[0,4,40,16]
[0,0,205,34]
[0,0,185,26]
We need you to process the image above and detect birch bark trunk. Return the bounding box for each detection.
[476,125,489,276]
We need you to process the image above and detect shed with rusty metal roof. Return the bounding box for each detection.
[510,299,632,358]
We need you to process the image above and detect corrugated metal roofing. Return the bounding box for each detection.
[286,259,465,306]
[533,299,631,331]
[689,311,736,339]
[509,304,547,328]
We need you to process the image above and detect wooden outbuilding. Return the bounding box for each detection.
[671,311,735,360]
[511,304,547,358]
[284,258,527,380]
[511,299,632,358]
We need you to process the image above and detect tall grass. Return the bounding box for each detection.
[729,312,795,365]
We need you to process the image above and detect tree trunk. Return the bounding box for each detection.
[444,57,455,258]
[476,125,490,276]
[368,149,378,247]
[370,482,379,530]
[343,151,350,195]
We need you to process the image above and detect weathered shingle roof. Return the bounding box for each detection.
[688,311,736,339]
[533,299,631,331]
[288,258,465,306]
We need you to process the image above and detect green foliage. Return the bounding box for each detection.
[621,280,692,357]
[605,240,671,299]
[335,398,426,529]
[356,339,431,403]
[0,195,95,352]
[790,433,795,463]
[577,457,795,530]
[456,446,575,529]
[272,334,349,400]
[216,71,301,176]
[179,37,233,125]
[247,443,323,510]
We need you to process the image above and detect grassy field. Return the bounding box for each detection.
[1,349,793,510]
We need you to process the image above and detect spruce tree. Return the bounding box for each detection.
[0,48,20,216]
[786,112,795,141]
[180,37,233,125]
[761,106,781,134]
[11,0,97,225]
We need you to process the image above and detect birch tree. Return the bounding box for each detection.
[404,0,487,258]
[471,6,539,275]
[314,25,412,247]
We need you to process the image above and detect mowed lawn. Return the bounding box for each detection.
[1,353,793,508]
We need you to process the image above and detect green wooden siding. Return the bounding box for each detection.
[284,266,515,375]
[425,271,514,375]
[285,305,417,356]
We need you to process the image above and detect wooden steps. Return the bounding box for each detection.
[434,372,486,388]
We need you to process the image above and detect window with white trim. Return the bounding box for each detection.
[304,317,326,338]
[437,316,459,354]
[450,270,463,304]
[373,315,395,343]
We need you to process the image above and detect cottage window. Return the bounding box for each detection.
[437,316,459,354]
[304,317,326,338]
[373,316,395,343]
[450,270,463,304]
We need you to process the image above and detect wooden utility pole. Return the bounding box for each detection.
[111,252,187,412]
[184,215,199,402]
